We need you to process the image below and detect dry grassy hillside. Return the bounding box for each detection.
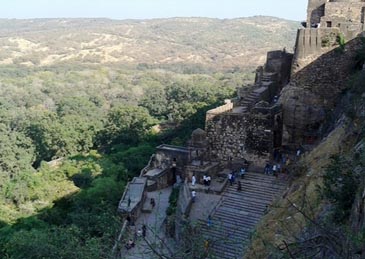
[0,17,298,70]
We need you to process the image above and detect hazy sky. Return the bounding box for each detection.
[0,0,308,21]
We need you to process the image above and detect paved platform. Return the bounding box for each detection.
[122,187,172,259]
[189,192,222,222]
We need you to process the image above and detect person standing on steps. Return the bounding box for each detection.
[239,167,246,179]
[272,164,277,176]
[192,174,196,186]
[191,190,196,203]
[125,239,135,250]
[296,148,301,161]
[237,181,242,191]
[207,215,212,227]
[206,175,211,186]
[203,174,208,186]
[228,172,233,186]
[150,198,155,209]
[264,163,270,175]
[204,239,210,255]
[142,224,147,238]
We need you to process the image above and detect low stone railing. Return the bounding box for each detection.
[140,154,155,177]
[112,220,128,256]
[174,181,193,241]
[206,99,234,121]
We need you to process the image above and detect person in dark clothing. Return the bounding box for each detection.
[237,181,242,191]
[150,198,156,208]
[125,239,135,250]
[264,163,268,174]
[142,224,147,238]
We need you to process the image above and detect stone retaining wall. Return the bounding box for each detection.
[206,113,249,161]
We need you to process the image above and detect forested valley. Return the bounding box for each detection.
[0,17,297,258]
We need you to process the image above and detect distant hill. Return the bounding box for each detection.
[0,17,299,70]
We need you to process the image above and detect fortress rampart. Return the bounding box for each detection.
[292,27,339,73]
[283,0,365,145]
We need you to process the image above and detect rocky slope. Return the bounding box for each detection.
[245,71,365,258]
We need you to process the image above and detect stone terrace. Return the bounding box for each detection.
[200,170,287,259]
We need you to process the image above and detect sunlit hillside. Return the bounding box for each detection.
[0,17,298,70]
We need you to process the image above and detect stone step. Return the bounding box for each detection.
[200,224,249,259]
[223,192,282,205]
[249,91,262,96]
[231,174,287,185]
[217,205,265,219]
[222,192,276,207]
[202,226,250,242]
[236,106,248,111]
[199,220,251,241]
[223,191,274,204]
[229,177,287,189]
[245,95,259,101]
[240,100,254,105]
[241,97,257,102]
[214,213,261,227]
[243,98,258,104]
[225,186,285,197]
[240,171,287,184]
[220,201,271,216]
[226,182,286,195]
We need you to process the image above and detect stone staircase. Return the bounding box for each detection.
[200,171,287,259]
[261,72,277,83]
[235,72,279,113]
[239,91,261,110]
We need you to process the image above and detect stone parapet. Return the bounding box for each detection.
[205,99,234,121]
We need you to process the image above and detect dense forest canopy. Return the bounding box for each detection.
[0,17,297,258]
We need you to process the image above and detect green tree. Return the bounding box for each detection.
[99,105,157,147]
[0,123,35,178]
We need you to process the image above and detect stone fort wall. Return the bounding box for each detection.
[295,0,365,73]
[206,113,250,161]
[292,27,340,73]
[282,0,365,145]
